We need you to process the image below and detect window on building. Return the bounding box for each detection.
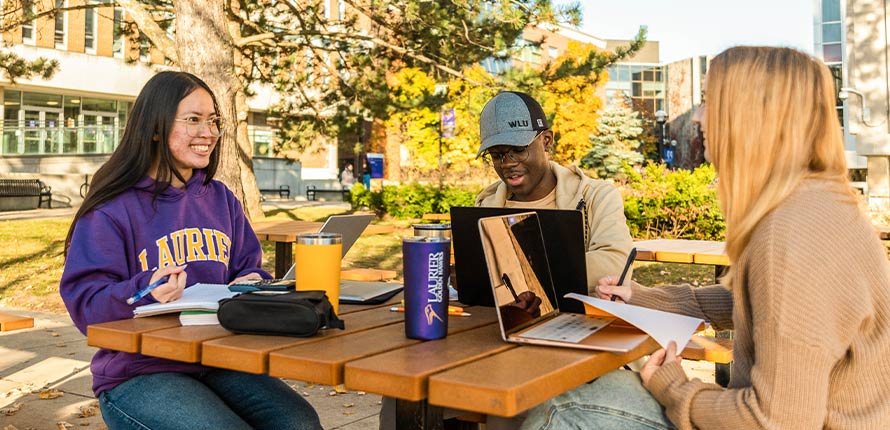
[84,2,97,53]
[112,7,124,57]
[21,0,35,44]
[822,0,841,22]
[55,0,67,49]
[548,46,559,60]
[139,32,151,62]
[338,0,345,20]
[823,43,842,63]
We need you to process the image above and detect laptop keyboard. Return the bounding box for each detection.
[519,313,614,343]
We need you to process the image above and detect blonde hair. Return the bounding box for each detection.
[706,47,851,285]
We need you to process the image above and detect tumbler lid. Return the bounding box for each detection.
[296,232,342,245]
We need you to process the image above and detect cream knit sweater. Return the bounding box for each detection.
[631,179,890,429]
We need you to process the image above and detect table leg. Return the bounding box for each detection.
[395,398,444,430]
[275,241,292,279]
[712,264,732,388]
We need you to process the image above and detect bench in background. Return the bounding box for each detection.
[259,185,290,199]
[0,178,52,210]
[306,185,350,201]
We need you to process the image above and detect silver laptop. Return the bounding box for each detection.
[282,214,374,280]
[478,212,648,352]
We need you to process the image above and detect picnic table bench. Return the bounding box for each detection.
[0,178,52,209]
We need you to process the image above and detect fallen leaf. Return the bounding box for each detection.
[333,384,348,394]
[39,389,64,399]
[356,391,366,395]
[1,403,22,416]
[50,332,60,337]
[301,392,310,397]
[78,401,99,418]
[342,411,354,416]
[3,424,20,430]
[342,403,354,408]
[328,391,337,396]
[56,343,66,348]
[56,422,73,430]
[304,384,315,389]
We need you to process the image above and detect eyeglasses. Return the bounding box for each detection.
[480,146,531,165]
[174,117,224,137]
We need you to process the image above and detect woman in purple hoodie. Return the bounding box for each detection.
[61,72,321,430]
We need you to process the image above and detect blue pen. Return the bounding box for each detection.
[127,276,169,305]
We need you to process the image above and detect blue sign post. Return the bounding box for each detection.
[367,153,384,179]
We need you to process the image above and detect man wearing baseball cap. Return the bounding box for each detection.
[475,91,633,294]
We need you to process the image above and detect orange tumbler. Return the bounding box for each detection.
[294,232,343,314]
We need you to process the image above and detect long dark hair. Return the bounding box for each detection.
[64,71,222,255]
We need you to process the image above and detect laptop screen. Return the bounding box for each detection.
[451,207,586,313]
[479,212,560,334]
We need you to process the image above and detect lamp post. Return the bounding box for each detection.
[654,110,667,163]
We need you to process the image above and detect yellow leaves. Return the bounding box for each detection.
[78,401,100,418]
[38,389,64,399]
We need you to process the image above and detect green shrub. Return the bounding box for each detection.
[621,163,725,240]
[349,182,479,219]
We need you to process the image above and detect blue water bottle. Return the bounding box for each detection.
[403,236,451,340]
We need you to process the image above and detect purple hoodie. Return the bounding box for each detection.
[60,170,268,395]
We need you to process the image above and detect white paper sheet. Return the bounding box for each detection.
[564,293,704,351]
[133,283,237,317]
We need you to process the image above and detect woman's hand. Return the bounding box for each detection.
[595,276,634,303]
[640,341,682,385]
[148,265,188,303]
[229,272,263,286]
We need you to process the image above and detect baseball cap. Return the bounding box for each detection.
[477,91,549,156]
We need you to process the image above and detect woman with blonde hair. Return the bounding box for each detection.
[520,46,890,430]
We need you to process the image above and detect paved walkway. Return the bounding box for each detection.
[0,307,382,429]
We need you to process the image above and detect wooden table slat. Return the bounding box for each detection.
[202,303,407,373]
[269,307,498,385]
[345,324,515,401]
[428,338,657,417]
[86,315,181,353]
[141,325,233,363]
[682,335,734,364]
[0,313,34,332]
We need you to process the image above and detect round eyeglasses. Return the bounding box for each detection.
[174,117,225,137]
[480,146,531,165]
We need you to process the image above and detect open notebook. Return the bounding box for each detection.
[478,212,704,352]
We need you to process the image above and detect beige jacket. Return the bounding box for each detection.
[475,161,633,294]
[631,179,890,429]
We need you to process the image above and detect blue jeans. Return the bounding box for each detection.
[99,370,321,430]
[520,369,675,430]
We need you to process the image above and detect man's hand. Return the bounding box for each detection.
[640,341,682,385]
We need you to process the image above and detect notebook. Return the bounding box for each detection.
[281,214,374,280]
[478,212,704,352]
[451,207,587,313]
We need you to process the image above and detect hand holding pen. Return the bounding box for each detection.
[596,249,636,303]
[127,264,188,305]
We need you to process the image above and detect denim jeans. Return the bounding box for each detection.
[519,369,675,430]
[99,370,321,430]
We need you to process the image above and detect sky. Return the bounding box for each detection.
[558,0,816,64]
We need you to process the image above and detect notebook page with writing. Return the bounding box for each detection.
[133,283,236,317]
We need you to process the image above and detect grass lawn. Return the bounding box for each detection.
[0,209,717,315]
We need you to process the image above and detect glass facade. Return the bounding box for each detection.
[816,0,844,127]
[604,64,666,114]
[1,90,129,156]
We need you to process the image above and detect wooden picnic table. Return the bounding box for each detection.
[251,219,397,277]
[86,293,729,430]
[633,239,728,267]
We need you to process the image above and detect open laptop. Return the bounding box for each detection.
[281,214,374,280]
[479,212,648,352]
[451,207,587,313]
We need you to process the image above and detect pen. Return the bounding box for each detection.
[399,301,464,313]
[501,273,519,301]
[612,248,637,301]
[127,276,169,305]
[390,306,471,317]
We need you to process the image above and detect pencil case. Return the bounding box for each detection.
[217,290,344,337]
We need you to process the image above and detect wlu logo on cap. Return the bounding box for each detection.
[508,119,529,128]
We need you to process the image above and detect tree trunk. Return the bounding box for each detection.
[173,0,263,221]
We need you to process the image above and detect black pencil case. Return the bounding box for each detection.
[217,290,345,337]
